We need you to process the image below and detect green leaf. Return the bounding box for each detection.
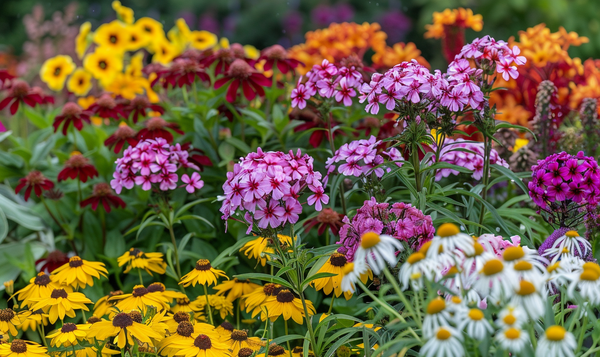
[301,272,337,291]
[24,107,50,129]
[0,207,8,244]
[0,194,44,231]
[178,233,195,253]
[233,273,294,289]
[176,215,214,228]
[211,236,255,267]
[491,164,529,193]
[30,134,56,165]
[225,137,251,154]
[104,230,126,258]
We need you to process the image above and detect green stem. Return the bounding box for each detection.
[298,292,318,353]
[37,325,47,347]
[182,86,189,104]
[40,196,75,253]
[138,269,144,285]
[203,284,214,326]
[327,296,335,314]
[81,308,87,323]
[411,143,422,193]
[167,223,182,280]
[284,319,293,357]
[528,324,537,349]
[476,136,492,235]
[99,206,106,246]
[236,300,240,330]
[382,267,421,328]
[578,316,588,352]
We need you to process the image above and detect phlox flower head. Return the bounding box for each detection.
[220,148,328,234]
[111,138,202,194]
[435,138,508,181]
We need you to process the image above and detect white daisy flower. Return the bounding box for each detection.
[457,308,493,339]
[567,263,600,305]
[458,241,495,279]
[502,245,548,274]
[398,251,439,290]
[496,305,527,329]
[535,325,576,357]
[423,297,453,338]
[496,327,529,353]
[545,230,591,264]
[546,259,582,292]
[420,326,464,357]
[340,262,368,293]
[353,232,403,274]
[445,295,468,314]
[428,223,475,258]
[473,258,519,299]
[510,280,547,320]
[513,259,546,281]
[439,265,465,296]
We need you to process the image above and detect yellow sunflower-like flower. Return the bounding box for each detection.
[168,332,231,357]
[109,285,170,313]
[264,289,315,325]
[40,55,76,91]
[160,321,218,357]
[112,1,134,24]
[188,31,218,51]
[171,298,205,322]
[147,282,187,304]
[17,309,48,332]
[191,295,234,320]
[93,290,123,318]
[312,252,354,300]
[51,256,108,289]
[104,72,149,100]
[220,329,264,356]
[151,38,179,65]
[30,288,91,324]
[67,68,93,96]
[243,283,282,320]
[134,17,164,47]
[46,322,90,347]
[126,25,150,51]
[243,45,260,60]
[117,248,167,276]
[93,20,131,54]
[180,259,228,288]
[75,22,92,59]
[83,48,123,82]
[87,312,163,349]
[241,235,294,267]
[0,308,30,337]
[214,278,261,310]
[14,272,64,308]
[125,52,144,77]
[0,339,48,357]
[215,321,234,337]
[291,346,315,357]
[267,344,289,357]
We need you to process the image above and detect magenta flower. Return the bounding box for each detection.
[434,138,508,181]
[291,81,310,109]
[181,173,204,193]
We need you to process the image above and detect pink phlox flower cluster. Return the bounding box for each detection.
[324,135,404,184]
[220,148,328,233]
[477,234,521,258]
[337,198,434,261]
[290,59,364,109]
[454,35,527,81]
[528,151,600,210]
[111,138,202,194]
[360,59,486,116]
[435,138,508,181]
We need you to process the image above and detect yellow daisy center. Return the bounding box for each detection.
[516,281,536,296]
[503,246,524,261]
[547,263,560,273]
[482,259,504,276]
[451,296,462,304]
[504,328,521,340]
[427,297,446,315]
[360,232,381,249]
[436,328,452,340]
[473,242,484,256]
[582,262,600,276]
[418,241,432,255]
[565,230,579,237]
[407,252,425,264]
[444,266,459,276]
[503,314,517,325]
[468,309,484,321]
[437,223,459,238]
[545,326,566,341]
[513,261,533,271]
[580,269,600,281]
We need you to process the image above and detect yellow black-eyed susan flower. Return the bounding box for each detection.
[267,343,289,357]
[104,73,149,100]
[17,309,48,332]
[241,235,294,267]
[75,22,92,59]
[188,31,217,51]
[83,48,123,82]
[118,248,167,276]
[151,38,179,65]
[40,55,76,91]
[215,321,235,337]
[214,278,261,309]
[168,332,231,357]
[112,1,134,24]
[264,289,315,325]
[191,295,234,320]
[87,312,162,349]
[243,283,283,320]
[30,288,92,324]
[134,17,164,46]
[170,297,205,322]
[180,259,228,288]
[0,339,48,357]
[93,290,123,318]
[163,311,192,334]
[51,256,108,289]
[220,329,263,355]
[93,20,131,54]
[46,323,90,347]
[14,272,64,308]
[0,308,29,337]
[291,346,315,357]
[160,321,218,357]
[109,285,170,313]
[312,252,354,300]
[67,68,93,96]
[147,282,187,303]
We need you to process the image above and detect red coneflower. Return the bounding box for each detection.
[105,123,139,153]
[31,86,55,105]
[0,80,45,115]
[80,183,126,212]
[136,117,183,143]
[214,59,271,103]
[57,154,99,183]
[87,94,127,120]
[53,102,91,135]
[151,58,210,89]
[36,250,70,273]
[15,171,54,201]
[304,208,345,236]
[180,142,212,170]
[201,43,247,75]
[259,45,302,74]
[0,70,15,89]
[291,108,343,148]
[124,96,164,123]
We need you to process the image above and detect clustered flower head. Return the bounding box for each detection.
[454,35,526,81]
[325,135,403,183]
[528,151,600,226]
[220,149,328,234]
[337,198,434,261]
[290,59,365,109]
[435,138,508,181]
[111,138,202,193]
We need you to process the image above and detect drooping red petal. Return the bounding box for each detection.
[225,79,240,103]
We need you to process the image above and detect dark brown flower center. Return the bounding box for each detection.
[317,208,341,224]
[330,253,347,267]
[177,321,194,337]
[96,94,116,108]
[129,248,142,257]
[34,273,51,286]
[112,313,133,327]
[147,283,165,293]
[194,334,212,350]
[263,45,287,60]
[228,59,253,78]
[132,287,148,297]
[129,311,143,323]
[115,124,136,139]
[220,321,234,332]
[109,35,118,44]
[62,102,82,117]
[276,290,295,303]
[25,171,46,185]
[173,311,191,323]
[0,308,15,322]
[195,259,212,271]
[231,329,248,341]
[109,290,124,297]
[69,257,84,267]
[87,316,101,324]
[51,289,69,299]
[11,80,30,97]
[99,61,108,70]
[238,348,254,357]
[146,117,167,131]
[263,283,282,296]
[131,96,150,108]
[61,323,77,333]
[268,344,285,356]
[10,340,27,353]
[65,154,89,168]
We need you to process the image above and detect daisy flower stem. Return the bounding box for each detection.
[203,284,214,326]
[40,196,71,243]
[382,267,421,328]
[577,316,588,351]
[181,85,189,105]
[528,324,537,349]
[99,207,106,246]
[357,281,421,342]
